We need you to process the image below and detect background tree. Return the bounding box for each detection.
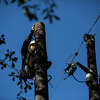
[0,0,60,23]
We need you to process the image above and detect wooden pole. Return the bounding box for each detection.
[84,34,100,100]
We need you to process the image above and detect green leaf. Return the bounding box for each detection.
[44,15,49,20]
[49,15,53,23]
[12,57,18,62]
[32,4,38,9]
[11,72,15,75]
[24,7,38,21]
[27,13,38,21]
[1,34,4,38]
[17,93,20,96]
[24,87,27,93]
[12,62,15,68]
[18,0,27,6]
[50,9,54,13]
[20,85,23,89]
[10,0,16,3]
[42,8,48,14]
[28,85,32,90]
[12,77,15,81]
[5,53,9,58]
[6,49,9,52]
[0,39,6,45]
[30,82,33,85]
[11,51,15,55]
[31,13,38,21]
[17,81,21,86]
[3,64,7,68]
[50,2,56,8]
[22,97,26,100]
[0,61,3,65]
[54,15,60,20]
[1,67,4,70]
[4,0,8,5]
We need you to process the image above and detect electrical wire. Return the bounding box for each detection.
[64,72,70,80]
[65,40,84,66]
[48,71,66,100]
[72,74,86,83]
[71,15,100,83]
[64,15,100,85]
[64,40,85,83]
[72,74,100,84]
[64,40,86,84]
[88,15,100,34]
[72,41,84,62]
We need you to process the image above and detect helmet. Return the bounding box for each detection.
[28,40,36,52]
[30,40,35,45]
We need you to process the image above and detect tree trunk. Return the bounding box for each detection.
[32,22,49,100]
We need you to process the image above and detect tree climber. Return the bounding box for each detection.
[20,23,52,80]
[20,30,36,79]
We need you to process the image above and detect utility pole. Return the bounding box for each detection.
[32,22,51,100]
[84,34,100,100]
[64,33,100,100]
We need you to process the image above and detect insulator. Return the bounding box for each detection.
[71,62,77,70]
[86,73,94,82]
[64,64,71,73]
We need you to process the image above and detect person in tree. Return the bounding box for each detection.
[20,22,52,80]
[20,30,36,79]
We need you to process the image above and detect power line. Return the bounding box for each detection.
[72,74,86,83]
[65,40,84,65]
[88,15,100,34]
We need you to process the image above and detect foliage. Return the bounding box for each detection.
[0,34,33,100]
[0,34,17,70]
[0,0,60,23]
[0,34,6,45]
[0,0,60,100]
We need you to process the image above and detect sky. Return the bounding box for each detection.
[0,0,100,100]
